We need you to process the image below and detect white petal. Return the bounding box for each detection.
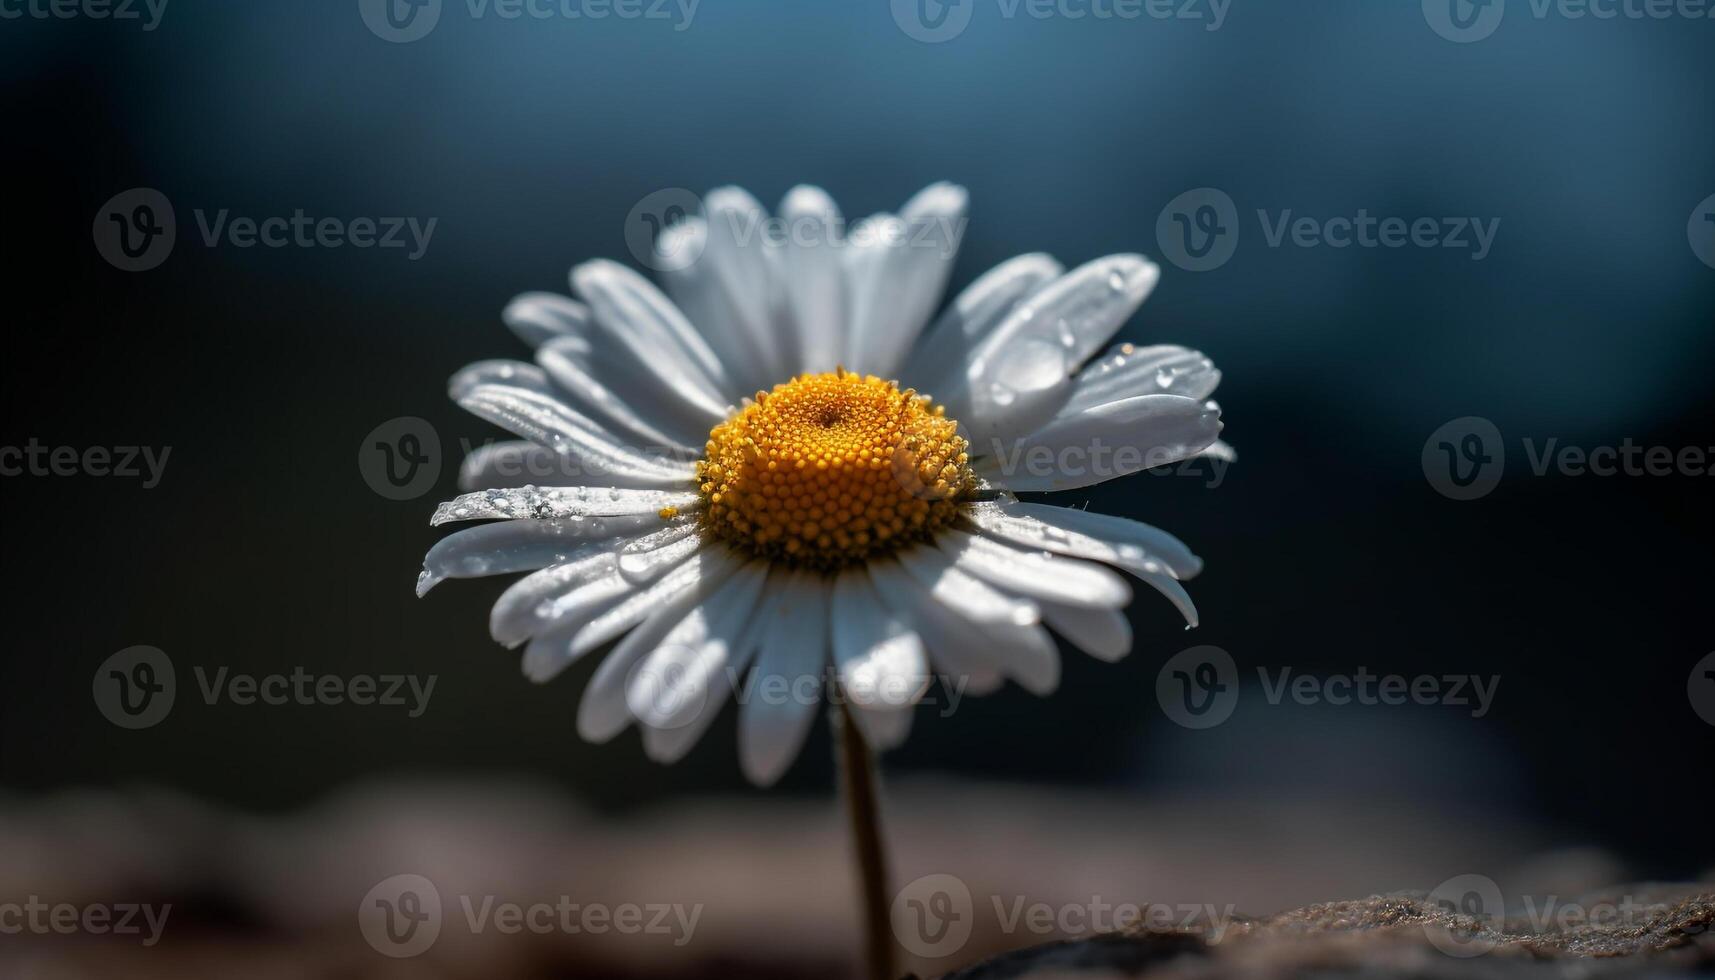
[889,546,1059,694]
[739,570,831,786]
[501,291,591,349]
[893,543,1039,627]
[831,568,931,711]
[449,360,553,401]
[457,384,696,489]
[417,517,644,595]
[658,215,782,398]
[521,540,719,679]
[489,551,619,649]
[562,546,738,675]
[843,184,968,378]
[570,259,735,407]
[430,486,699,525]
[698,187,790,391]
[936,528,1131,609]
[615,522,703,584]
[968,501,1201,579]
[1038,601,1132,662]
[777,185,847,374]
[505,569,627,654]
[905,253,1063,391]
[948,256,1160,451]
[626,560,769,730]
[642,570,784,765]
[846,696,914,751]
[575,553,732,743]
[974,394,1222,493]
[536,337,701,452]
[509,292,727,442]
[866,559,1003,695]
[1063,343,1221,414]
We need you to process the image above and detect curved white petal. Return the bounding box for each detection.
[575,552,732,743]
[1038,601,1132,662]
[866,559,1003,696]
[846,697,913,751]
[458,384,695,489]
[777,185,847,374]
[703,187,790,390]
[906,253,1063,391]
[658,215,782,398]
[844,183,968,378]
[626,560,769,731]
[430,486,699,525]
[1063,343,1221,414]
[831,568,931,712]
[893,543,1039,627]
[561,546,737,680]
[417,517,645,596]
[536,337,702,453]
[890,546,1059,695]
[520,542,722,681]
[489,552,619,649]
[935,528,1131,609]
[570,259,736,407]
[974,394,1222,493]
[641,569,784,765]
[615,522,703,584]
[449,360,553,401]
[948,255,1161,452]
[739,570,831,786]
[509,292,727,441]
[965,501,1203,580]
[501,291,592,349]
[517,566,641,659]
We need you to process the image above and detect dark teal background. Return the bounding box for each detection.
[2,0,1711,874]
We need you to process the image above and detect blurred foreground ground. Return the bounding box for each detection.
[1,778,1709,978]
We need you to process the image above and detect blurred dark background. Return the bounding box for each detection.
[1,0,1712,974]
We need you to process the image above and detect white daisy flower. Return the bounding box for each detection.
[418,182,1226,787]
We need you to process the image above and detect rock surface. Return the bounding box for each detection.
[936,887,1715,979]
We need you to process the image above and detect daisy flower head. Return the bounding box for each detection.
[418,183,1226,786]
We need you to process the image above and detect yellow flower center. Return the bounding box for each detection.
[696,369,975,570]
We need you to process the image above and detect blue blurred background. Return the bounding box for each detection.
[1,0,1712,975]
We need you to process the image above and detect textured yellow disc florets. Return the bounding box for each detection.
[697,370,975,570]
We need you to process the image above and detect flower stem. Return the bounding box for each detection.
[836,702,896,980]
